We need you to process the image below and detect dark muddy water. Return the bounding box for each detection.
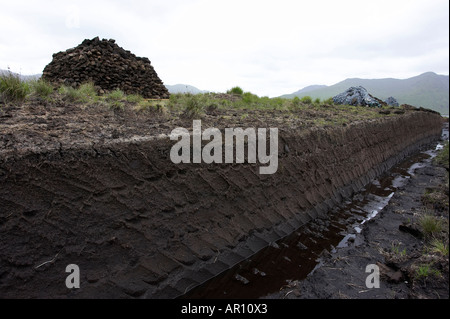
[181,124,449,299]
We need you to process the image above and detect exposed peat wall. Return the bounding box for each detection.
[0,111,443,298]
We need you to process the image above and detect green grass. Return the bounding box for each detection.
[108,100,125,110]
[422,187,449,210]
[419,213,444,237]
[107,89,125,101]
[30,79,54,99]
[323,97,334,105]
[105,89,125,110]
[242,92,259,105]
[126,94,144,104]
[183,95,204,118]
[0,75,416,125]
[292,96,301,107]
[78,82,98,100]
[434,141,449,170]
[300,96,313,104]
[166,90,402,124]
[430,239,449,256]
[58,85,87,103]
[415,264,441,280]
[136,100,154,111]
[391,242,407,257]
[135,100,168,114]
[0,72,31,103]
[227,86,244,95]
[58,82,99,104]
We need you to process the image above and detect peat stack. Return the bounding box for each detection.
[42,37,169,99]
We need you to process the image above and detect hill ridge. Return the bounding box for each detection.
[282,72,449,115]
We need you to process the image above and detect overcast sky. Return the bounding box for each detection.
[1,0,448,97]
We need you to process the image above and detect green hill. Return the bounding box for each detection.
[281,72,449,115]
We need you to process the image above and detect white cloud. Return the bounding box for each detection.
[0,0,448,96]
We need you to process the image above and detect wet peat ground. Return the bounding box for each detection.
[273,142,449,299]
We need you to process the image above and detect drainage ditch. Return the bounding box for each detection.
[181,124,448,299]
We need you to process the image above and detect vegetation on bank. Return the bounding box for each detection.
[434,141,449,171]
[379,141,449,292]
[412,143,449,284]
[0,72,433,129]
[0,72,31,102]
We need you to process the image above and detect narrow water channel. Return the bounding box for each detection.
[181,124,448,299]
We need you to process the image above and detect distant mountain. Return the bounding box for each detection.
[165,84,208,94]
[289,85,328,96]
[0,69,41,81]
[281,72,449,115]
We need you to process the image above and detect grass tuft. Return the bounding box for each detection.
[434,141,449,170]
[415,264,441,280]
[391,241,407,257]
[430,239,449,256]
[30,79,54,99]
[301,96,313,104]
[227,86,244,95]
[0,72,31,103]
[105,89,125,110]
[78,82,98,100]
[419,213,444,237]
[107,89,125,101]
[126,94,144,104]
[136,100,168,115]
[183,95,204,118]
[292,96,301,107]
[58,85,84,102]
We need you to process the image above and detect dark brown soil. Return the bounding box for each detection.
[0,98,337,158]
[272,152,449,299]
[0,100,445,299]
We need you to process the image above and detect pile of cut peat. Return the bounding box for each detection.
[42,37,169,99]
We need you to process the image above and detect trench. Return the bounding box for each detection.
[0,112,445,299]
[181,124,449,299]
